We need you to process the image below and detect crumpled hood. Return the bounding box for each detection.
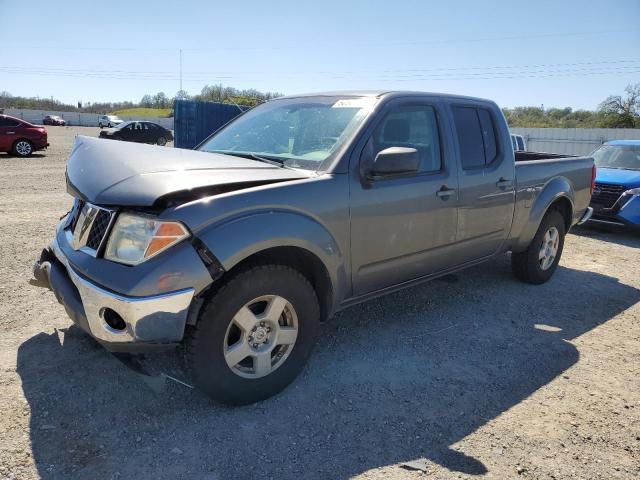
[596,167,640,189]
[66,136,311,207]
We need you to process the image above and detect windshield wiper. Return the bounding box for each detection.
[249,153,285,167]
[209,150,285,168]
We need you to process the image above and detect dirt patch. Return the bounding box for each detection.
[0,127,638,479]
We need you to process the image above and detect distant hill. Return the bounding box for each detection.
[111,108,172,118]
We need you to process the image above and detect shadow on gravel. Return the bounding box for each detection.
[572,225,640,248]
[17,257,640,479]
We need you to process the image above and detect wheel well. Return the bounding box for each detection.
[548,196,572,231]
[227,246,333,321]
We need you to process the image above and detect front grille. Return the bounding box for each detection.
[590,183,626,210]
[67,201,115,254]
[70,200,85,230]
[86,209,112,250]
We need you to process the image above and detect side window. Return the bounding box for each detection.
[477,109,497,162]
[452,106,499,168]
[372,105,441,173]
[516,136,525,151]
[452,107,484,168]
[0,117,20,127]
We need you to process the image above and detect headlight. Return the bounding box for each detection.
[104,213,189,265]
[620,188,640,210]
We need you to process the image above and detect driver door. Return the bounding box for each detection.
[350,100,459,296]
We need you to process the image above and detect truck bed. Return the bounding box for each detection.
[515,151,577,162]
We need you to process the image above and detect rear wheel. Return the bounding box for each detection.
[185,264,320,405]
[98,123,104,129]
[512,209,566,284]
[13,140,33,157]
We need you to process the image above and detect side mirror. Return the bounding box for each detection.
[370,147,419,176]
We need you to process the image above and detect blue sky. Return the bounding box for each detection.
[0,0,638,109]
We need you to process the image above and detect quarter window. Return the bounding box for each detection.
[372,105,442,173]
[453,106,499,168]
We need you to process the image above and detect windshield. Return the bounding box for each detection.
[107,115,120,121]
[198,95,376,170]
[592,144,640,170]
[114,121,131,130]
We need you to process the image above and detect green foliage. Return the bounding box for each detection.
[111,108,173,118]
[195,84,282,107]
[501,106,606,128]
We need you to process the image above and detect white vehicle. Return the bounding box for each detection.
[98,115,124,128]
[511,134,527,152]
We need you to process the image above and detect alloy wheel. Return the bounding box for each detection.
[538,226,559,271]
[15,141,32,156]
[223,295,298,379]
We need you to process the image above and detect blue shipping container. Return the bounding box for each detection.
[173,100,248,149]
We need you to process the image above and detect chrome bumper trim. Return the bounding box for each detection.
[586,217,626,227]
[50,237,194,344]
[577,207,593,225]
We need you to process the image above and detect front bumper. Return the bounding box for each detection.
[587,194,640,229]
[35,237,194,352]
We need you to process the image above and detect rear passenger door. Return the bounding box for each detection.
[450,104,515,262]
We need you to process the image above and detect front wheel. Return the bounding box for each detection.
[512,209,566,284]
[185,264,320,405]
[156,136,167,146]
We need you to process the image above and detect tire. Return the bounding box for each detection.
[185,264,320,405]
[12,140,33,157]
[512,209,566,284]
[99,123,104,129]
[156,136,167,146]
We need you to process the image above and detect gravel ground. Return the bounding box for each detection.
[0,126,639,480]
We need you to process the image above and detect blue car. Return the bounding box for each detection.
[588,140,640,229]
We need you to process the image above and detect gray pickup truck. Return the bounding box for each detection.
[34,91,595,404]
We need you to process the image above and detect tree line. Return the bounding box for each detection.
[1,83,638,128]
[503,83,639,128]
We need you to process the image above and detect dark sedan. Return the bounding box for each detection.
[99,121,173,146]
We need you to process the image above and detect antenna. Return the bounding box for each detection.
[179,49,183,92]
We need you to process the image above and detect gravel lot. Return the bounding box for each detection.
[0,126,639,479]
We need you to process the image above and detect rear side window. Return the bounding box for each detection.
[0,117,21,127]
[477,109,497,162]
[516,136,525,151]
[453,106,499,168]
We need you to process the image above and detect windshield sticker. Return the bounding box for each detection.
[332,98,376,109]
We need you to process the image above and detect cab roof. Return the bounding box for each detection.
[277,90,495,104]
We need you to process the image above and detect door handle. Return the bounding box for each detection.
[7,131,15,135]
[496,178,513,189]
[436,186,456,199]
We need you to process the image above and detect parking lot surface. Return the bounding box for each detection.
[0,126,639,479]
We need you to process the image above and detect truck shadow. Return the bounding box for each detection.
[571,225,640,248]
[17,257,640,479]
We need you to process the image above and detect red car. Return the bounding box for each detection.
[0,114,49,156]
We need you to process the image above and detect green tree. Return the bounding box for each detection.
[597,83,640,128]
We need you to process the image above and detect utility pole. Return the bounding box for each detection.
[179,49,183,92]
